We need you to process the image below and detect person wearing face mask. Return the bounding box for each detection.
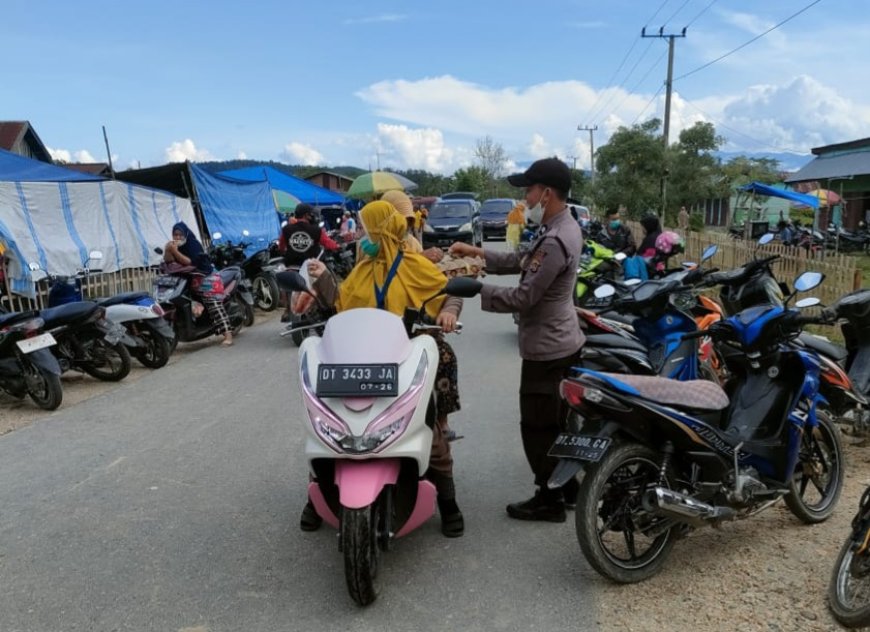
[598,207,636,256]
[300,200,466,538]
[449,157,585,522]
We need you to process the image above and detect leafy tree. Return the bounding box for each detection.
[474,135,509,181]
[452,166,488,196]
[666,121,724,220]
[592,118,665,218]
[719,156,782,192]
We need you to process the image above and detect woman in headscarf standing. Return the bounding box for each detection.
[506,201,526,251]
[163,222,234,346]
[302,200,465,537]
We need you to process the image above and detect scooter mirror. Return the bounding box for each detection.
[154,247,164,255]
[758,233,774,246]
[445,277,483,298]
[88,250,104,261]
[28,262,41,271]
[795,297,821,309]
[701,244,718,262]
[594,284,616,299]
[682,262,697,269]
[242,230,250,237]
[275,270,309,293]
[212,232,222,240]
[281,221,288,228]
[794,271,824,292]
[613,252,627,262]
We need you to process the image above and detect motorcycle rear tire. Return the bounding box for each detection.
[82,340,132,382]
[133,329,172,369]
[575,442,677,584]
[341,504,380,606]
[23,361,63,410]
[243,300,255,327]
[253,274,280,312]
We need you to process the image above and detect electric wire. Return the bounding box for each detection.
[589,39,656,124]
[603,45,670,125]
[632,84,666,125]
[661,0,693,29]
[685,0,717,28]
[674,0,824,82]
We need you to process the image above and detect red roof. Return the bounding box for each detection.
[0,121,27,151]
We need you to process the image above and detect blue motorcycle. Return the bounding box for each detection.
[549,270,844,583]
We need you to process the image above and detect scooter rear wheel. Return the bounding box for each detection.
[23,361,63,410]
[253,274,279,311]
[341,504,380,606]
[81,339,131,382]
[133,329,172,369]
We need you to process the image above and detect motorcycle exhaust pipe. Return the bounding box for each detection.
[643,487,735,525]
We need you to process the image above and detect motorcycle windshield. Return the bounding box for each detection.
[318,308,412,366]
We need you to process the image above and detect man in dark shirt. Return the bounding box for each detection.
[450,157,585,522]
[598,207,636,255]
[279,204,339,267]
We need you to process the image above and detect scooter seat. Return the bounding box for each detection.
[581,370,729,411]
[797,332,847,364]
[218,268,241,285]
[41,301,101,329]
[585,333,648,354]
[95,291,152,307]
[0,310,38,327]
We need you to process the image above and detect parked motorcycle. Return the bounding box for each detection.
[0,310,63,410]
[43,251,175,369]
[210,231,283,312]
[575,240,625,307]
[280,270,474,605]
[152,248,254,344]
[28,260,132,382]
[549,271,843,583]
[829,485,870,627]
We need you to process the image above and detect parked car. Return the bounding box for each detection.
[568,204,591,228]
[440,192,479,201]
[479,198,518,241]
[422,199,482,248]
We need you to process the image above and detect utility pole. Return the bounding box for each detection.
[101,125,116,179]
[642,27,686,221]
[576,125,598,180]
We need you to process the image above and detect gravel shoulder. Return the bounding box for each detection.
[596,434,868,632]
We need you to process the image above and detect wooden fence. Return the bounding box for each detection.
[625,222,864,307]
[0,266,160,313]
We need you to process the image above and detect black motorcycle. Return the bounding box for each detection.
[829,485,870,627]
[152,254,254,344]
[0,309,64,410]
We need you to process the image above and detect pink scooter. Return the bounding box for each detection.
[280,272,479,606]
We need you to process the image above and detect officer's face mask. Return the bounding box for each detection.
[525,187,549,225]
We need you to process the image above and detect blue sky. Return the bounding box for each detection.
[3,0,867,174]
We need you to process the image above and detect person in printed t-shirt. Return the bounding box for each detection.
[449,157,585,522]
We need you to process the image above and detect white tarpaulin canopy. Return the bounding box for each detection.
[0,179,199,298]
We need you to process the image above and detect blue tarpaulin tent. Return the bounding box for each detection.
[739,182,820,209]
[219,166,345,207]
[188,164,279,253]
[0,147,104,182]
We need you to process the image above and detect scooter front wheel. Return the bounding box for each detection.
[23,361,63,410]
[341,504,379,606]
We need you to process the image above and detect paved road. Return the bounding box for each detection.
[0,266,600,632]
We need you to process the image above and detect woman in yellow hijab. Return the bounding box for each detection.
[380,190,423,253]
[303,200,465,537]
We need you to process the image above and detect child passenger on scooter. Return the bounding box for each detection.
[301,200,465,537]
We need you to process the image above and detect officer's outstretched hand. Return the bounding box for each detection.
[448,242,482,258]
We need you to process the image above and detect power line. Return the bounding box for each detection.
[679,95,809,154]
[662,0,693,29]
[674,0,824,82]
[599,44,669,123]
[685,0,717,28]
[632,84,666,125]
[588,39,656,124]
[645,0,672,28]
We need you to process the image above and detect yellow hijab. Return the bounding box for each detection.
[338,201,446,319]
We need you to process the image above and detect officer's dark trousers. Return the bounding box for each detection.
[519,351,580,489]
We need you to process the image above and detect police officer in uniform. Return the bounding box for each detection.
[449,157,585,522]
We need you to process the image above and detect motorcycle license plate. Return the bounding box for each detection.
[16,333,57,354]
[548,434,611,462]
[316,364,399,397]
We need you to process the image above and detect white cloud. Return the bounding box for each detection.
[374,123,470,174]
[237,151,248,160]
[48,147,98,163]
[281,142,324,166]
[356,72,870,164]
[343,13,407,25]
[164,139,214,163]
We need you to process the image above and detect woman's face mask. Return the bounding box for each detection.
[360,236,380,257]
